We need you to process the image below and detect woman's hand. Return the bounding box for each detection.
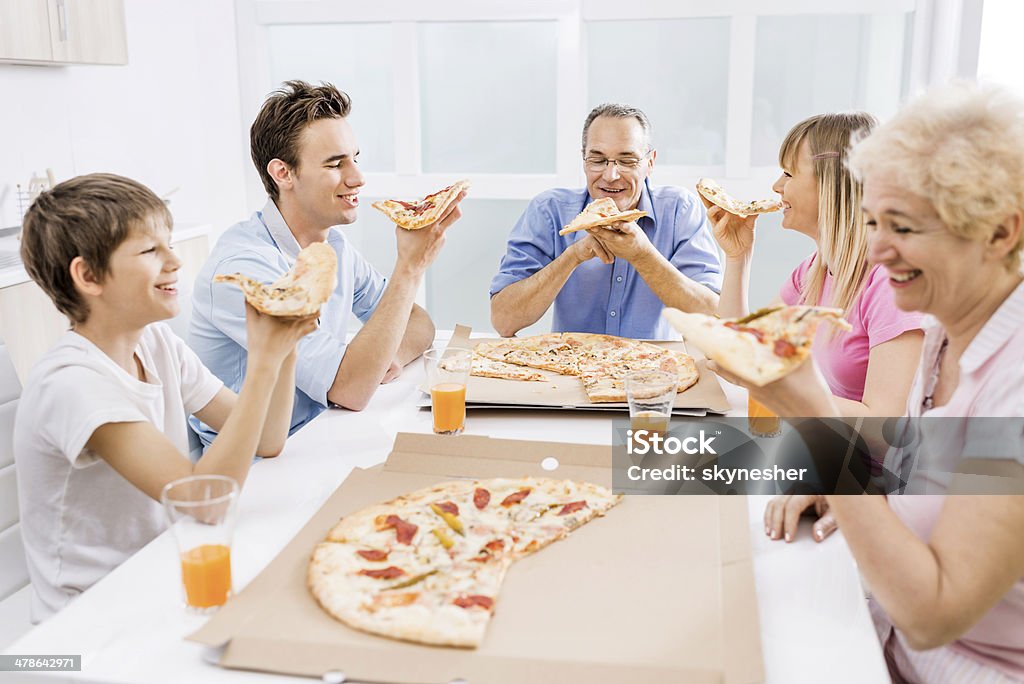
[707,356,839,417]
[703,201,758,261]
[764,494,838,542]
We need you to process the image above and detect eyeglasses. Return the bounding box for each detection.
[583,150,652,173]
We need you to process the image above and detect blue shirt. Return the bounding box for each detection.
[489,180,722,339]
[188,200,387,444]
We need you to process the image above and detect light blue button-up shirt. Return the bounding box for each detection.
[489,180,722,339]
[188,200,387,445]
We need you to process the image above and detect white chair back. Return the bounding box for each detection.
[0,336,32,646]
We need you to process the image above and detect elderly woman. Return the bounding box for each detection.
[719,83,1024,683]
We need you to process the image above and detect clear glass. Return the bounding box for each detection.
[419,21,558,173]
[161,475,239,613]
[423,347,472,435]
[587,18,730,165]
[751,12,911,166]
[748,396,782,438]
[625,370,677,437]
[267,23,395,172]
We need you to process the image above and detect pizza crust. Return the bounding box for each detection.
[213,241,337,317]
[372,180,470,230]
[696,178,782,218]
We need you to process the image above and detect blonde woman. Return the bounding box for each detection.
[709,113,924,418]
[718,82,1024,684]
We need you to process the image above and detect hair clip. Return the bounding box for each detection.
[812,151,841,160]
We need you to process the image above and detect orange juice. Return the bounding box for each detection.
[181,544,232,608]
[748,396,781,437]
[430,383,466,434]
[631,410,670,437]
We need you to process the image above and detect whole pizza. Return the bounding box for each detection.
[469,332,699,403]
[308,477,621,648]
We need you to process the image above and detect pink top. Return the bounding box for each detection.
[780,254,923,401]
[887,279,1024,678]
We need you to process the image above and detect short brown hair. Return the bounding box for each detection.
[20,173,172,324]
[250,80,353,200]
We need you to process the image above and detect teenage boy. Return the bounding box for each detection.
[190,81,462,443]
[14,173,316,622]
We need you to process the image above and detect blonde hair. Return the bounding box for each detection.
[779,112,878,315]
[849,82,1024,272]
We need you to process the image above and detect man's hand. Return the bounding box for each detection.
[394,191,465,275]
[569,233,614,265]
[585,221,657,264]
[380,357,403,384]
[764,494,838,543]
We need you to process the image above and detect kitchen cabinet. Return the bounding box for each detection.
[0,0,127,66]
[0,227,209,383]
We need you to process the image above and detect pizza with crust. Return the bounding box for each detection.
[558,197,648,235]
[214,241,337,317]
[307,477,621,648]
[372,180,469,230]
[663,305,851,386]
[696,178,782,218]
[471,333,699,403]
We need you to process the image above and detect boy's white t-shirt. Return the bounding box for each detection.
[14,323,222,622]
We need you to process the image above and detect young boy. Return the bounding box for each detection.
[14,173,316,622]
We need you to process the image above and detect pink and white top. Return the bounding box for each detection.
[780,253,923,402]
[883,279,1024,681]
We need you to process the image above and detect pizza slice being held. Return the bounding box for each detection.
[663,305,851,386]
[214,241,337,317]
[696,178,782,218]
[559,197,647,236]
[372,179,469,230]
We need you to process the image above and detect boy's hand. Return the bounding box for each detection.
[244,301,318,368]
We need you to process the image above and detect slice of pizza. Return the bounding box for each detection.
[307,478,621,648]
[469,355,547,382]
[663,305,851,386]
[696,178,782,218]
[558,197,647,236]
[473,335,579,376]
[573,338,699,403]
[372,179,469,230]
[214,241,337,317]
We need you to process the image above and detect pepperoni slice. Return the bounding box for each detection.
[435,501,459,516]
[557,501,589,516]
[724,322,766,343]
[453,595,494,610]
[773,339,797,358]
[484,539,505,552]
[356,549,389,562]
[473,488,491,510]
[500,488,532,507]
[384,514,419,545]
[359,566,405,579]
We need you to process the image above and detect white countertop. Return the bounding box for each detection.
[0,223,211,289]
[2,333,889,684]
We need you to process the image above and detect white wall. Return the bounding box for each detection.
[0,0,248,237]
[977,0,1024,97]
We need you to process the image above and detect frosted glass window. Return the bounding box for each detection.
[587,19,729,166]
[419,22,558,174]
[751,14,910,166]
[268,24,395,172]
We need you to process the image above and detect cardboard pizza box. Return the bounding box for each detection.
[188,433,764,684]
[438,325,731,414]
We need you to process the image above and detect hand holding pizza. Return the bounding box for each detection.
[393,189,466,275]
[243,300,319,368]
[704,201,758,261]
[584,220,656,264]
[707,355,836,417]
[569,233,614,266]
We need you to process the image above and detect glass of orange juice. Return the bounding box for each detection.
[625,370,677,438]
[748,396,782,437]
[161,475,239,613]
[423,347,472,435]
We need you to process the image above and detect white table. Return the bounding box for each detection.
[3,335,889,684]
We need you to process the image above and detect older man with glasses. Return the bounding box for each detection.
[490,103,722,339]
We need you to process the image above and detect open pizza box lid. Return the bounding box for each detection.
[427,325,730,415]
[188,433,764,684]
